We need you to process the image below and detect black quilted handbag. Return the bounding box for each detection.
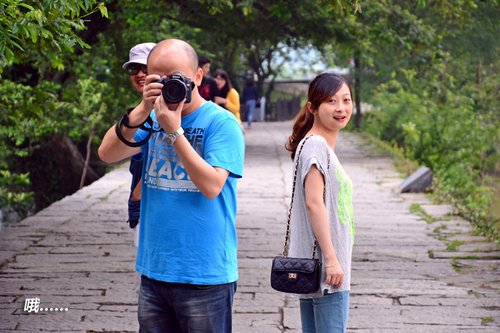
[271,256,321,294]
[270,136,329,294]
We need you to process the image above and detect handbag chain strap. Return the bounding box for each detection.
[282,135,330,258]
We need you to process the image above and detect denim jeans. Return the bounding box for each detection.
[299,291,350,333]
[138,275,237,333]
[245,100,256,127]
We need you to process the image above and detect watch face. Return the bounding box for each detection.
[165,129,182,146]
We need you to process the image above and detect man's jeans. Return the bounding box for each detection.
[299,291,349,333]
[138,275,236,333]
[245,100,256,127]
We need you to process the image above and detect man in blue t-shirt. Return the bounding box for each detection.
[98,39,245,332]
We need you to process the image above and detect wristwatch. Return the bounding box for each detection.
[165,127,184,146]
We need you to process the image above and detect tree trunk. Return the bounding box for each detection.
[28,134,100,210]
[62,136,99,183]
[80,103,104,189]
[476,57,482,86]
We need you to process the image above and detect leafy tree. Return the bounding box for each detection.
[0,0,108,220]
[315,0,480,128]
[0,0,108,72]
[1,0,497,241]
[107,0,356,109]
[360,1,500,240]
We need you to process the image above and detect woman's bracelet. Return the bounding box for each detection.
[325,262,338,268]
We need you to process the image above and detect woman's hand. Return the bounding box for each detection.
[324,261,344,288]
[214,96,227,105]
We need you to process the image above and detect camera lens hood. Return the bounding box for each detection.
[155,72,193,104]
[162,78,187,104]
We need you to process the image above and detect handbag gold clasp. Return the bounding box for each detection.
[288,273,297,279]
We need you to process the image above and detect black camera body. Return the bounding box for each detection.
[155,72,194,104]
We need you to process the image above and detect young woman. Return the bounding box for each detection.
[285,73,355,333]
[213,69,242,125]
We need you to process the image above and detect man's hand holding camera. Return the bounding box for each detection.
[145,72,194,134]
[143,74,163,113]
[118,74,161,129]
[154,89,183,134]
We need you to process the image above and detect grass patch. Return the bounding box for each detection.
[452,255,480,260]
[446,240,465,252]
[356,133,419,177]
[481,316,494,325]
[0,259,11,269]
[440,214,452,221]
[451,258,461,272]
[410,203,421,214]
[433,224,447,233]
[472,248,489,253]
[410,203,439,223]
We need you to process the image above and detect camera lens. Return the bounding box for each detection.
[162,80,186,104]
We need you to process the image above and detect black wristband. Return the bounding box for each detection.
[121,112,145,129]
[115,122,151,147]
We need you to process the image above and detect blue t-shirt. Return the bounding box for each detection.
[134,101,245,285]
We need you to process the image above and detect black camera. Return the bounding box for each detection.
[155,72,194,104]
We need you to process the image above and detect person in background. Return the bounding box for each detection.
[198,56,219,101]
[213,69,242,126]
[242,77,258,129]
[285,73,355,333]
[121,42,156,294]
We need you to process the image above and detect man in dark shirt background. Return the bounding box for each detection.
[242,77,259,129]
[198,56,219,101]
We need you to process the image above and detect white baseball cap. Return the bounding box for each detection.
[122,42,157,70]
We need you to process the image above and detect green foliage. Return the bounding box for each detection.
[0,75,109,214]
[0,170,33,216]
[0,80,66,161]
[446,240,465,252]
[0,0,110,217]
[364,62,499,241]
[481,316,494,325]
[0,0,108,71]
[359,0,499,241]
[409,203,439,224]
[0,80,63,214]
[119,0,357,98]
[65,78,107,141]
[1,0,497,235]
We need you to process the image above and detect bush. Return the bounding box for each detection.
[0,77,110,220]
[363,66,499,241]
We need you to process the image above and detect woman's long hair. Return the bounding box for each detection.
[213,69,233,98]
[285,73,351,159]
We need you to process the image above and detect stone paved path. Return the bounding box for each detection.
[1,121,499,332]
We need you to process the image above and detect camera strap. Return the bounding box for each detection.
[115,114,161,148]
